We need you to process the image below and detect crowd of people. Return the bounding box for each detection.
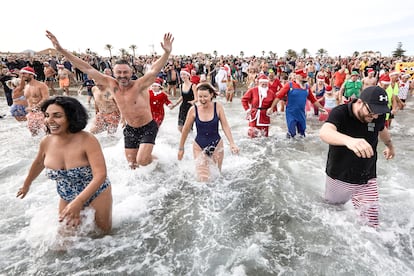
[1,32,413,234]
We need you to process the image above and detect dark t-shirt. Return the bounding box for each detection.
[325,100,386,184]
[83,79,95,92]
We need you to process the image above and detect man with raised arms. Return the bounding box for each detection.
[46,30,174,169]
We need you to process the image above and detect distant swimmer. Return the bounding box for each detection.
[21,66,50,136]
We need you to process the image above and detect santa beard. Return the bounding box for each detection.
[258,86,268,98]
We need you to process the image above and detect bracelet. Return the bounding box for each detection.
[178,147,184,151]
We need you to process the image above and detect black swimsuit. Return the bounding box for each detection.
[194,103,221,156]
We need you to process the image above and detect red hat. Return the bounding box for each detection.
[152,77,163,87]
[20,66,36,76]
[379,74,391,84]
[317,75,325,82]
[367,68,374,74]
[326,85,332,92]
[257,74,269,83]
[389,70,399,77]
[295,69,307,78]
[180,69,190,77]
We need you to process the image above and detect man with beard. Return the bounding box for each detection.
[241,74,276,138]
[319,86,395,227]
[21,66,49,136]
[267,69,326,138]
[46,30,173,169]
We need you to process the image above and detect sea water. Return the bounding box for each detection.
[0,94,413,275]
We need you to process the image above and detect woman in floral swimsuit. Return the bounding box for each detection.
[17,96,112,234]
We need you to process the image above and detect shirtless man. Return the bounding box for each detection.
[306,60,316,86]
[21,66,50,136]
[7,77,28,121]
[57,64,71,95]
[46,30,174,169]
[361,68,377,90]
[103,68,113,77]
[43,62,57,95]
[90,82,121,135]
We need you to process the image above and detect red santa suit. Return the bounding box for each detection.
[149,81,172,127]
[269,77,282,94]
[241,75,276,138]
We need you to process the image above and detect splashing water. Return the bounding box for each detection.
[0,95,413,275]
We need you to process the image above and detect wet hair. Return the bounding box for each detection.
[114,59,131,67]
[41,96,89,134]
[196,82,218,98]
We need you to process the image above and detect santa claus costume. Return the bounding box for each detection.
[241,74,276,138]
[149,78,173,127]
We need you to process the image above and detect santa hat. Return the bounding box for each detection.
[367,68,374,74]
[326,85,332,92]
[379,74,391,84]
[295,69,307,78]
[152,77,163,87]
[257,74,269,83]
[180,69,191,77]
[317,75,325,82]
[389,70,399,77]
[57,64,64,68]
[20,66,36,76]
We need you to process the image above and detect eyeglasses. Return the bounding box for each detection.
[363,102,376,116]
[363,102,378,117]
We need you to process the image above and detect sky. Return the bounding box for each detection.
[2,0,414,58]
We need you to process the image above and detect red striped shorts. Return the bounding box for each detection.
[325,175,379,227]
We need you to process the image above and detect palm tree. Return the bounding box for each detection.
[285,49,297,59]
[240,51,244,58]
[316,48,328,58]
[119,48,128,58]
[105,44,113,58]
[129,45,137,57]
[262,50,265,57]
[301,48,309,58]
[353,51,360,58]
[392,42,406,58]
[213,50,217,58]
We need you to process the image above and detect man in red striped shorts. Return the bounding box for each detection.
[319,86,395,227]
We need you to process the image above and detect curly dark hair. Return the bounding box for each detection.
[41,96,89,133]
